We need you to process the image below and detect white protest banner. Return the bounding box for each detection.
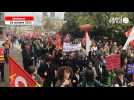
[63,42,82,52]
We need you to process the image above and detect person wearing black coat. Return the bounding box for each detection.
[43,61,56,87]
[0,62,4,81]
[78,69,106,87]
[72,66,80,87]
[38,54,56,87]
[22,45,33,72]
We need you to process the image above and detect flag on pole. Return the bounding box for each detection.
[123,27,134,50]
[55,32,62,50]
[47,34,52,47]
[8,56,39,87]
[86,32,92,55]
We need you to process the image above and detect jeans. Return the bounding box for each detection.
[0,63,4,81]
[4,48,9,63]
[4,49,9,56]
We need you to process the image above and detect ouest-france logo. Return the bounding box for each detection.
[109,16,129,24]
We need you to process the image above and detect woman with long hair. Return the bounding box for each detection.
[55,66,73,87]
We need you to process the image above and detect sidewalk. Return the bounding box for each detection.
[10,41,23,67]
[0,63,8,87]
[13,41,22,52]
[0,42,23,87]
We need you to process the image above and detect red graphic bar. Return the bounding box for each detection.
[5,16,34,21]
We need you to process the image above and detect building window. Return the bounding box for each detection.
[50,12,55,17]
[0,13,3,20]
[43,12,48,16]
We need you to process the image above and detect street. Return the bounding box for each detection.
[0,42,23,87]
[10,42,23,67]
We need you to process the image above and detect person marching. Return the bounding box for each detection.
[3,39,11,63]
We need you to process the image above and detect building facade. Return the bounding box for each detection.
[0,12,5,40]
[43,12,48,17]
[42,12,65,32]
[50,12,55,17]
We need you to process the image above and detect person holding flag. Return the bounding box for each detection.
[27,66,43,86]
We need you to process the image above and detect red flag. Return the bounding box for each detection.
[105,54,120,71]
[55,32,62,50]
[47,34,52,47]
[8,56,37,87]
[125,28,132,37]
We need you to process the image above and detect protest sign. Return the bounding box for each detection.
[127,64,134,74]
[63,42,81,52]
[105,54,120,71]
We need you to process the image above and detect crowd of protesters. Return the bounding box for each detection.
[2,32,134,87]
